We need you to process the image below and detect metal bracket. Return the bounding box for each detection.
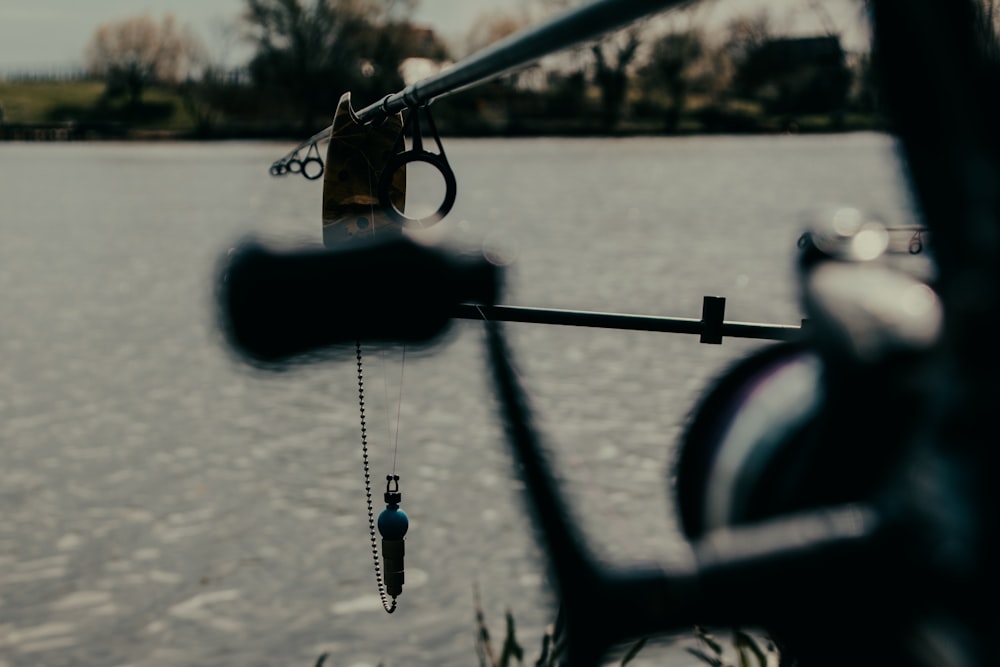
[377,106,456,228]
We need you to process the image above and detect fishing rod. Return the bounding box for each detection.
[214,0,1000,665]
[254,0,816,350]
[269,0,694,176]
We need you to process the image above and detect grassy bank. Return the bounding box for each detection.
[0,80,197,131]
[0,80,105,124]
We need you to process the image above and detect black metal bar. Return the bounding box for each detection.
[353,0,691,124]
[453,303,803,342]
[724,321,804,341]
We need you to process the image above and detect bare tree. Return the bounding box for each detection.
[529,0,645,131]
[591,28,642,131]
[723,10,773,74]
[641,30,706,133]
[85,14,202,107]
[242,0,431,129]
[463,11,530,57]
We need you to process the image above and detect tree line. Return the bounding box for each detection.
[76,0,1000,136]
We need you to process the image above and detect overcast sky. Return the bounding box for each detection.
[0,0,868,72]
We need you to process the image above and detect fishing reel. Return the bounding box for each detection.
[676,206,940,534]
[672,206,943,657]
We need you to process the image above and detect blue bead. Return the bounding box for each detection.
[377,506,409,540]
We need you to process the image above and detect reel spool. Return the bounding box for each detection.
[673,343,824,539]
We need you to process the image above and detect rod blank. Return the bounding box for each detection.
[354,0,694,124]
[280,0,693,159]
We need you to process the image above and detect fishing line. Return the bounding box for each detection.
[360,164,399,463]
[381,348,394,455]
[392,345,406,475]
[354,153,409,613]
[366,162,407,473]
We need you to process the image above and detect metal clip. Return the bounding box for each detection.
[377,106,456,227]
[384,474,402,505]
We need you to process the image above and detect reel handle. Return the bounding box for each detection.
[217,236,502,364]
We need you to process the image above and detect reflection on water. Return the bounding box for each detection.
[0,135,914,667]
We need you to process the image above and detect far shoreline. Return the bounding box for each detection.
[0,118,887,143]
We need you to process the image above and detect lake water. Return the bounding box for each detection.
[0,135,916,667]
